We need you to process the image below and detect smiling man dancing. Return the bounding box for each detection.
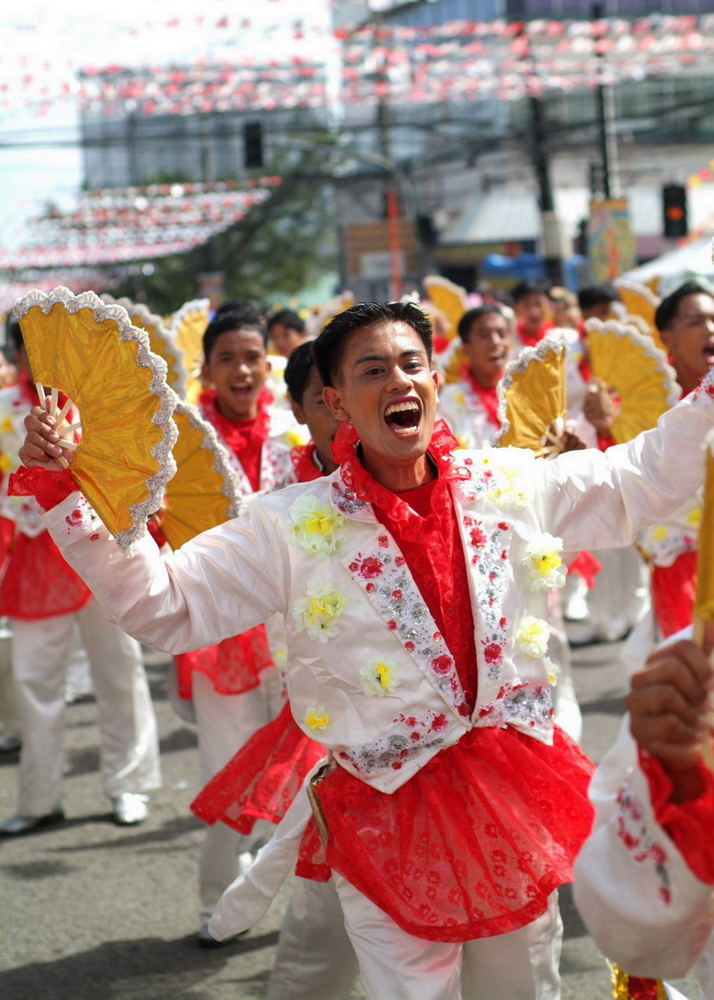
[16,300,714,1000]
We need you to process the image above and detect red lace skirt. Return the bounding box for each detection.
[652,550,697,638]
[0,530,91,620]
[175,625,274,698]
[298,725,595,943]
[191,701,325,833]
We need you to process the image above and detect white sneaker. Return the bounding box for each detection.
[112,793,149,826]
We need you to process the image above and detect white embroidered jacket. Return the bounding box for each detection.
[201,402,302,498]
[573,719,714,991]
[44,378,714,795]
[0,383,46,538]
[438,382,501,450]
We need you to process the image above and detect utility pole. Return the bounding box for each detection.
[592,1,620,199]
[521,19,564,288]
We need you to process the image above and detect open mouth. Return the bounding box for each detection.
[703,344,714,360]
[384,398,421,437]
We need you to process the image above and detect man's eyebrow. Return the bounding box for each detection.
[353,348,425,366]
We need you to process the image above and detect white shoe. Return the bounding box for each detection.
[112,793,149,826]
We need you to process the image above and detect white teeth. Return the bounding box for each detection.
[384,400,420,417]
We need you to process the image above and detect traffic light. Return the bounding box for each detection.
[244,121,264,169]
[662,183,688,239]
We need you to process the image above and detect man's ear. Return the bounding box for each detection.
[200,362,212,387]
[323,385,351,423]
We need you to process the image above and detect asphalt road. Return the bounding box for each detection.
[0,638,702,1000]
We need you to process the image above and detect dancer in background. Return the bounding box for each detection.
[176,304,296,944]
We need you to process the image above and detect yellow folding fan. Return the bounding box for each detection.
[169,298,211,404]
[104,296,189,399]
[585,317,679,444]
[615,280,665,353]
[423,274,468,343]
[160,400,242,549]
[693,427,714,770]
[13,287,178,551]
[496,332,569,455]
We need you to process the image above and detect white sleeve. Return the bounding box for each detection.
[539,381,714,552]
[44,492,288,654]
[573,723,714,980]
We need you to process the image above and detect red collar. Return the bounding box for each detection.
[461,367,501,428]
[516,321,553,348]
[330,420,467,531]
[291,442,325,482]
[200,388,271,455]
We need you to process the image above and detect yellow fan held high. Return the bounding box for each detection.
[13,287,178,551]
[496,331,569,456]
[693,427,714,772]
[423,274,468,343]
[614,280,665,353]
[169,298,211,405]
[105,296,189,400]
[160,400,242,550]
[585,318,679,444]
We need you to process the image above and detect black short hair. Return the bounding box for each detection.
[284,340,317,405]
[314,301,433,388]
[267,308,305,335]
[654,281,714,333]
[203,304,267,361]
[511,280,548,304]
[577,284,618,312]
[457,305,507,343]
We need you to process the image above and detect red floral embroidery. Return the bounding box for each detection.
[378,534,389,548]
[430,713,448,732]
[387,619,397,630]
[431,654,452,675]
[65,508,83,526]
[358,556,383,578]
[482,642,502,665]
[470,526,487,547]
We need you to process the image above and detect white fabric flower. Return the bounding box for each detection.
[486,460,533,509]
[523,533,566,591]
[515,616,550,658]
[304,705,331,731]
[292,577,346,643]
[287,494,345,556]
[358,659,400,697]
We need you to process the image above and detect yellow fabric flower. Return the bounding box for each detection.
[651,524,668,542]
[523,533,566,591]
[687,507,702,529]
[288,494,345,556]
[293,577,346,642]
[0,416,13,433]
[487,461,532,509]
[304,706,331,731]
[0,452,12,473]
[515,616,550,658]
[359,659,400,696]
[544,657,559,686]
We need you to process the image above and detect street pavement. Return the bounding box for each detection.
[0,639,702,1000]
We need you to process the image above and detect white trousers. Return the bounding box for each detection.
[335,877,563,1000]
[193,667,282,921]
[12,597,160,816]
[267,876,360,1000]
[0,617,20,739]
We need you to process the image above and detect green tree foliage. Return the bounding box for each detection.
[112,136,338,314]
